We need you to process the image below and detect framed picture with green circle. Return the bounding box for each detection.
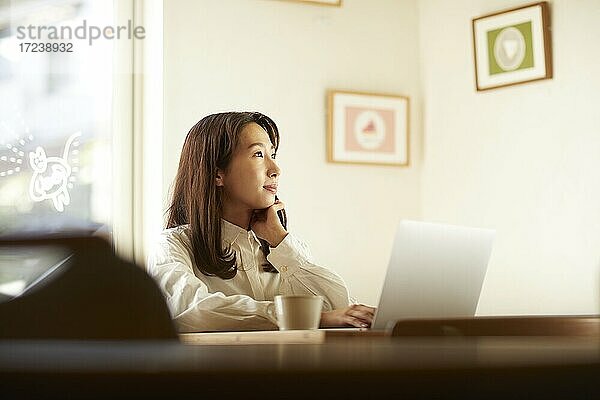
[472,2,552,91]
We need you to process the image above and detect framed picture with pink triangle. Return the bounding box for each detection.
[327,90,409,167]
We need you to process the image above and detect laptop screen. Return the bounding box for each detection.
[372,220,495,330]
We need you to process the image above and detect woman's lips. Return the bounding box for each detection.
[263,186,277,194]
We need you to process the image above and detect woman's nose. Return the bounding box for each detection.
[268,159,281,178]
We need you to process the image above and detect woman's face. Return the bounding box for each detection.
[217,122,280,212]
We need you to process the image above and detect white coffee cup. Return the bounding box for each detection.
[274,295,323,330]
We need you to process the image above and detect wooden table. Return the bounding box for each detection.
[179,328,387,345]
[1,336,600,399]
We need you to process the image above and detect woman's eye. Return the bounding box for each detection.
[271,153,277,159]
[254,151,263,158]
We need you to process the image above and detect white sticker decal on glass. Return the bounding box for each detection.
[29,131,81,212]
[0,118,33,178]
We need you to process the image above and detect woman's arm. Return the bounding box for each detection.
[252,200,375,327]
[252,200,350,310]
[267,235,375,328]
[266,233,351,310]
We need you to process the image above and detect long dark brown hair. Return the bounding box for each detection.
[166,112,285,279]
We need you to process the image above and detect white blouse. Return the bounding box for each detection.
[147,219,351,332]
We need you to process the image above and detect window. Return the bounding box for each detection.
[0,0,119,236]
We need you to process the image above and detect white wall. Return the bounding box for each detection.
[419,0,600,315]
[163,0,422,305]
[162,0,600,314]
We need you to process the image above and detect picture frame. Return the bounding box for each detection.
[472,1,552,91]
[327,90,409,167]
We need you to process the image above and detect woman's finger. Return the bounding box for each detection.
[347,309,374,323]
[350,304,376,317]
[344,315,369,328]
[351,303,375,311]
[271,201,285,211]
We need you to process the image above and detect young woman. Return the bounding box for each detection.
[147,112,375,332]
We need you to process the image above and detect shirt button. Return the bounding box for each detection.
[281,265,288,272]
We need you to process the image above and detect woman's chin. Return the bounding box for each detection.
[258,195,276,208]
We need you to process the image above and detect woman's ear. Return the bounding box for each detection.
[215,169,225,187]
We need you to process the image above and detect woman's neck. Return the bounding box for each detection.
[221,204,252,230]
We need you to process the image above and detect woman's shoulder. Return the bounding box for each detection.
[147,225,193,272]
[161,224,190,235]
[158,224,192,248]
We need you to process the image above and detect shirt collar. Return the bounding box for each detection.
[221,218,247,242]
[221,218,261,245]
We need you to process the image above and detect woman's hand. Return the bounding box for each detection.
[251,199,288,247]
[320,304,377,328]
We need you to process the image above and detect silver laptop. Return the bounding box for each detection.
[370,220,495,330]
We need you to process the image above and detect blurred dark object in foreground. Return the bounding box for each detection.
[2,337,600,400]
[392,315,600,337]
[0,233,176,340]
